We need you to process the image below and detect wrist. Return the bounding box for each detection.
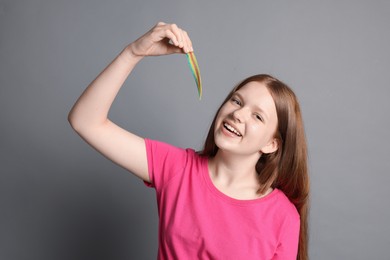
[123,44,144,62]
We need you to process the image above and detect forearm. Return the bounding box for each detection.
[68,22,192,133]
[68,45,142,131]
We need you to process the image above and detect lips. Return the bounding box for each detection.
[223,122,242,137]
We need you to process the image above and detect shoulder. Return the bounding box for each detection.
[144,138,201,170]
[145,138,198,158]
[271,190,301,258]
[144,138,205,189]
[272,189,300,221]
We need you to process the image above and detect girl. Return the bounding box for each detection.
[68,22,309,260]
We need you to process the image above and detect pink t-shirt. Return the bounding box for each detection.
[145,139,300,260]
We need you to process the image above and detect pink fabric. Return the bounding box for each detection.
[144,139,300,260]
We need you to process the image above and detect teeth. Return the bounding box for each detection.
[224,123,242,136]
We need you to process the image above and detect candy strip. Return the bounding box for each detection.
[186,52,202,99]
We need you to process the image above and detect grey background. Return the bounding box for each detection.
[1,0,389,259]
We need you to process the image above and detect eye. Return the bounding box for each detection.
[231,97,241,106]
[255,114,264,122]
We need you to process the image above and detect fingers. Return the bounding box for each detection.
[182,30,193,53]
[155,22,194,53]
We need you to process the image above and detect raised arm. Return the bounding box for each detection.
[68,22,193,182]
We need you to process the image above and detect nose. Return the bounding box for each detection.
[232,107,249,123]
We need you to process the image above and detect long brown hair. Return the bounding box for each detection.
[200,74,309,260]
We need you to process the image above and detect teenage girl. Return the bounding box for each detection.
[68,22,309,260]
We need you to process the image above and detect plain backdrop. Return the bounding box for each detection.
[1,0,390,259]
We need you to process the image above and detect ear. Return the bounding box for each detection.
[260,138,279,154]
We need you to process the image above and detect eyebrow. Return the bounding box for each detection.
[233,92,270,122]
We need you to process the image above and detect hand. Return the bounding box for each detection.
[128,22,194,58]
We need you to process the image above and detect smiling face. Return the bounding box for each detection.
[213,81,279,157]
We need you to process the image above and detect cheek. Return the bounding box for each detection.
[218,104,231,116]
[214,111,224,132]
[248,124,259,132]
[215,105,231,122]
[248,124,262,138]
[214,111,222,125]
[248,124,272,143]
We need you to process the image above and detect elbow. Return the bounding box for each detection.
[67,109,107,134]
[67,109,82,132]
[68,115,77,132]
[68,115,87,135]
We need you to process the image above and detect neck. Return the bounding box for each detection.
[208,150,273,199]
[209,150,261,188]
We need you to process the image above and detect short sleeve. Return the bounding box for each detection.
[144,139,188,192]
[273,212,300,260]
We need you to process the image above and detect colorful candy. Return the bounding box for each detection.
[186,52,202,99]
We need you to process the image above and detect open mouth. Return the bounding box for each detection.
[223,122,242,137]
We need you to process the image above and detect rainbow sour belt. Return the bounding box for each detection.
[186,52,202,99]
